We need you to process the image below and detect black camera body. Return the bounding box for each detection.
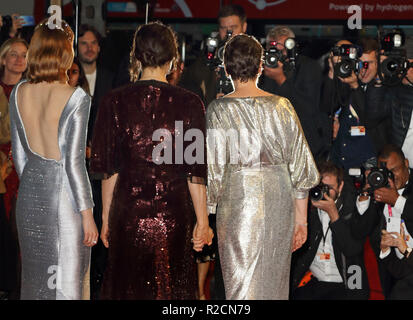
[264,38,297,70]
[205,30,232,69]
[331,44,362,78]
[367,166,394,190]
[205,30,234,94]
[349,162,394,195]
[378,29,412,86]
[310,184,331,201]
[264,43,284,68]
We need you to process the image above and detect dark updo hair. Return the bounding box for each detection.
[129,21,179,82]
[223,34,263,83]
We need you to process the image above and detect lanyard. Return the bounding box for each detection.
[321,225,331,252]
[388,205,393,217]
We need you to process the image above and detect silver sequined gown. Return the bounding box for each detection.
[9,81,94,300]
[207,95,319,300]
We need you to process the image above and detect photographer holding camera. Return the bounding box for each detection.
[179,4,247,106]
[0,14,24,46]
[291,161,369,300]
[321,40,378,171]
[259,26,328,160]
[352,144,413,299]
[384,35,413,167]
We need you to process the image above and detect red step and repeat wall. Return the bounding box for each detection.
[105,0,413,20]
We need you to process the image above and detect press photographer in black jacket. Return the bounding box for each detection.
[291,161,369,300]
[259,26,328,161]
[352,144,413,299]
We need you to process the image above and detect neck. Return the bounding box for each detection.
[82,61,97,75]
[2,72,22,86]
[140,67,168,83]
[232,78,261,96]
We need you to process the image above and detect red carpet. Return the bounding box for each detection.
[364,237,384,300]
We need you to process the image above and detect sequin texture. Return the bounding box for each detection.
[90,80,206,299]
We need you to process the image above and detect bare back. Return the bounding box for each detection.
[16,82,76,161]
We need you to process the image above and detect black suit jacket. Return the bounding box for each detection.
[351,170,413,298]
[87,65,115,144]
[259,55,327,160]
[291,186,369,299]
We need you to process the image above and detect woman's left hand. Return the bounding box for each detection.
[292,223,307,252]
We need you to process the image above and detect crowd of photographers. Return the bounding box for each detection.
[179,5,413,300]
[1,4,413,300]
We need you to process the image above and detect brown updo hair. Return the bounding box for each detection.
[129,21,179,82]
[26,18,74,83]
[224,34,263,83]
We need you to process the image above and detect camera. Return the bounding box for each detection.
[205,29,232,69]
[309,184,331,201]
[264,37,297,69]
[331,44,362,78]
[349,162,394,195]
[378,29,413,86]
[205,30,234,94]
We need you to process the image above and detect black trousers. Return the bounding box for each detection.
[292,278,348,300]
[89,179,108,300]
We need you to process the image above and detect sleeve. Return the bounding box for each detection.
[381,248,413,279]
[281,98,319,199]
[89,92,121,178]
[330,213,365,257]
[182,94,207,185]
[10,94,27,178]
[206,102,227,214]
[64,94,94,212]
[351,201,382,240]
[356,196,370,215]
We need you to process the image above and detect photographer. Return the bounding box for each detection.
[352,144,413,298]
[358,37,392,153]
[321,40,377,171]
[386,52,413,167]
[259,26,327,160]
[0,14,24,46]
[291,161,369,300]
[379,225,413,299]
[179,4,247,106]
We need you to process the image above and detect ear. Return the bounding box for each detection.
[242,22,247,33]
[405,158,409,170]
[338,180,344,194]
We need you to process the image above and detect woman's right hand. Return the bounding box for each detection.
[81,209,99,247]
[101,220,109,248]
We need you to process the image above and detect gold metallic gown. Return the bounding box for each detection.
[206,95,319,300]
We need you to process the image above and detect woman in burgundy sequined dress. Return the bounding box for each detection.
[90,22,213,300]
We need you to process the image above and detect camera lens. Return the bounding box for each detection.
[310,186,323,201]
[368,170,386,188]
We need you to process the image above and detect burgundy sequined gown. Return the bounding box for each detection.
[90,80,206,300]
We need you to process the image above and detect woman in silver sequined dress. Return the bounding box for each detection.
[9,20,98,300]
[206,34,319,300]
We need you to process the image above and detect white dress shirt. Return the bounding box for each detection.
[309,209,343,283]
[356,185,413,259]
[85,69,97,97]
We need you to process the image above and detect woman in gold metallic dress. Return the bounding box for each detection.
[206,34,319,300]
